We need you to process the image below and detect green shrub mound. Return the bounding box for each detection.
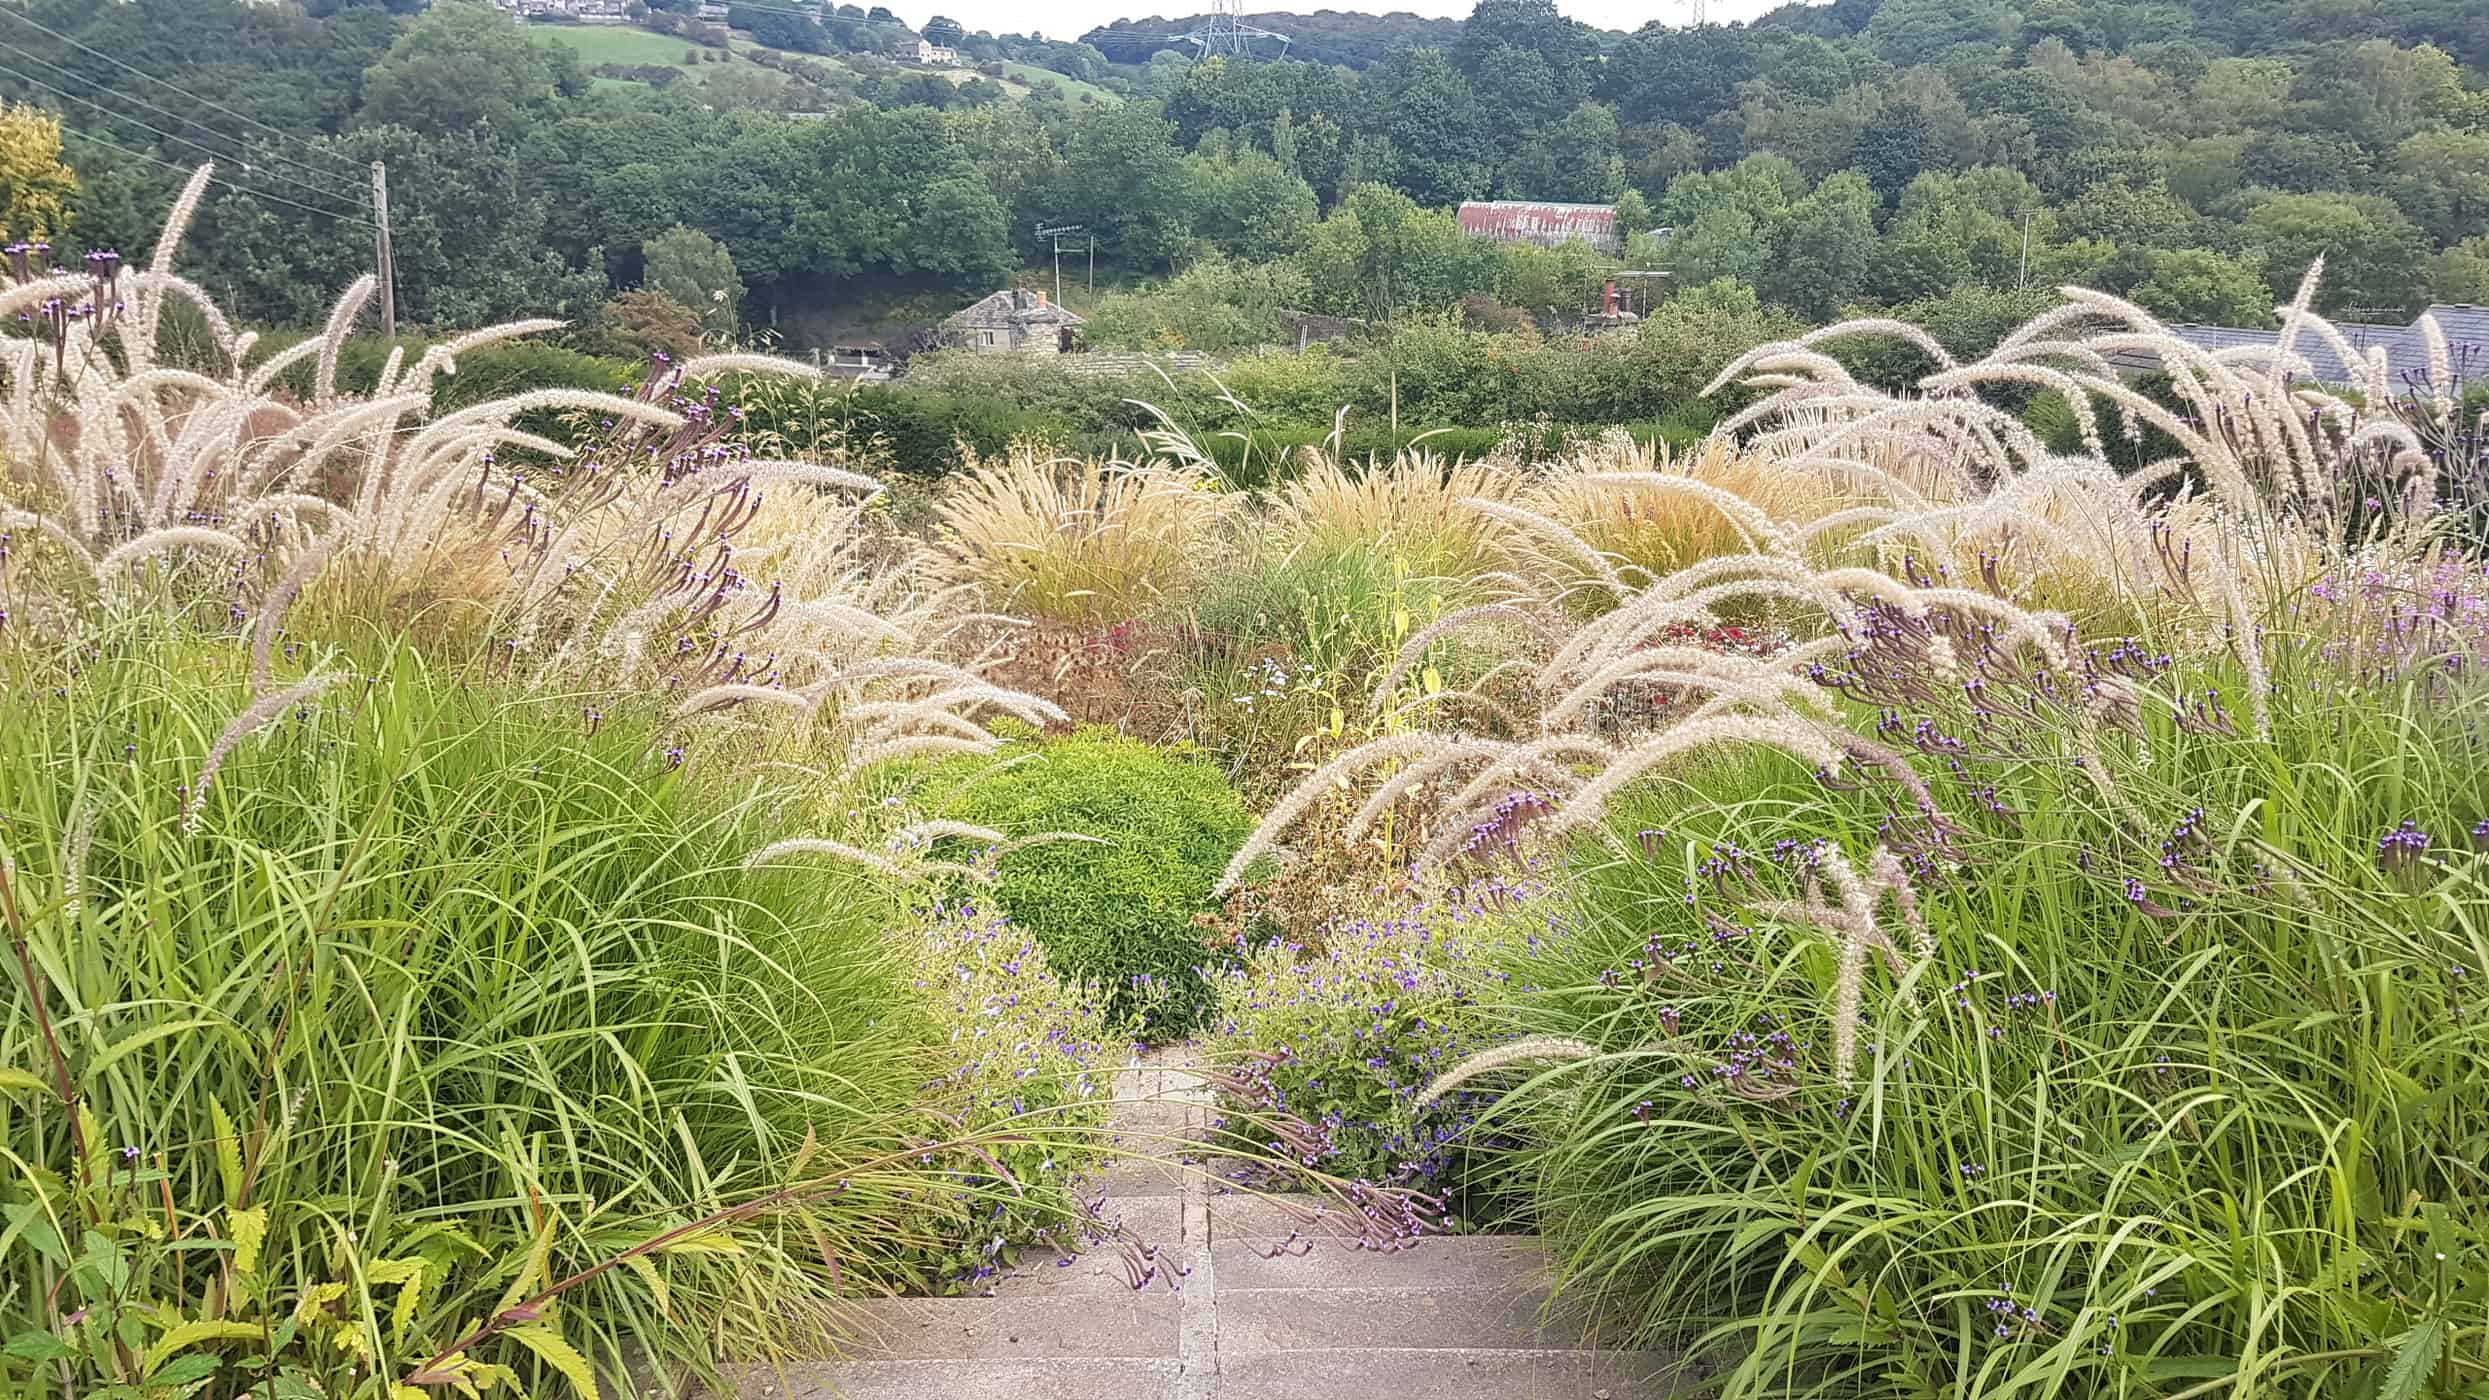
[939,730,1251,1037]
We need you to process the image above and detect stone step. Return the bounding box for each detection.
[828,1294,1180,1362]
[1215,1283,1610,1354]
[1211,1346,1689,1400]
[1212,1234,1550,1292]
[728,1356,1182,1400]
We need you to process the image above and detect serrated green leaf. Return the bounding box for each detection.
[150,1353,223,1386]
[228,1207,267,1278]
[494,1221,554,1319]
[3,1329,75,1363]
[142,1319,261,1376]
[504,1323,600,1400]
[209,1100,243,1210]
[368,1257,425,1287]
[2382,1319,2444,1400]
[0,1067,49,1094]
[370,1258,429,1340]
[620,1255,669,1317]
[293,1282,347,1329]
[2422,1202,2458,1265]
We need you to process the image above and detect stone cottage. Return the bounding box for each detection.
[942,288,1085,355]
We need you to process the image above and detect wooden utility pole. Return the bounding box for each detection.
[371,160,397,342]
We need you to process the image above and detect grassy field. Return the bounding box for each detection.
[993,60,1117,104]
[529,21,714,71]
[533,19,1118,106]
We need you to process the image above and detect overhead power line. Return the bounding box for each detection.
[0,37,363,203]
[0,6,363,193]
[0,54,372,220]
[57,121,379,233]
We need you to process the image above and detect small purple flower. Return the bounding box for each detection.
[2378,820,2432,887]
[2472,818,2489,854]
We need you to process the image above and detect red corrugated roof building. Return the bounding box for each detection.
[1457,200,1621,252]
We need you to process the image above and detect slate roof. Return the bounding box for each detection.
[2104,304,2489,387]
[943,289,1084,331]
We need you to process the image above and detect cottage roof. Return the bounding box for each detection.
[944,289,1085,331]
[1457,200,1620,251]
[2103,304,2489,385]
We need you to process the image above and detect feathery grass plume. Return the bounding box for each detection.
[1721,273,2444,555]
[58,793,93,920]
[249,530,344,690]
[1460,495,1627,602]
[182,673,345,836]
[1364,602,1560,714]
[936,447,1234,626]
[0,168,1061,786]
[1277,450,1520,580]
[97,527,250,577]
[1413,1037,1606,1109]
[1503,441,1831,600]
[676,352,825,382]
[739,836,991,884]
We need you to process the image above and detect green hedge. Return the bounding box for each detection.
[256,334,639,412]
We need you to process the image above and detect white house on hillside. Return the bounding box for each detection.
[916,39,959,65]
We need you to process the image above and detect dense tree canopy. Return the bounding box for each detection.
[2,0,2481,336]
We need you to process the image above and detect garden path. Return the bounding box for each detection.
[731,1048,1684,1400]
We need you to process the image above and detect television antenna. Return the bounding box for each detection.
[1035,221,1095,302]
[1174,0,1290,59]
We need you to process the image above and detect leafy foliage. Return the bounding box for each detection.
[936,730,1251,1036]
[640,223,743,337]
[14,0,2485,339]
[0,101,75,241]
[0,646,1102,1396]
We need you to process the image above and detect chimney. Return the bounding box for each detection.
[1013,289,1031,311]
[1604,280,1618,316]
[1035,289,1047,307]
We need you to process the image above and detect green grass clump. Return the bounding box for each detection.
[1485,650,2489,1398]
[0,641,1110,1395]
[935,730,1250,1037]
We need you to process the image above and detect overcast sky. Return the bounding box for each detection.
[897,1,1798,44]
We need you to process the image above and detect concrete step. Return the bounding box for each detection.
[1212,1234,1550,1291]
[729,1356,1181,1400]
[986,1244,1196,1299]
[1087,1191,1185,1244]
[830,1294,1180,1361]
[1090,1152,1195,1198]
[1202,1189,1375,1241]
[1215,1283,1608,1354]
[1211,1346,1688,1400]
